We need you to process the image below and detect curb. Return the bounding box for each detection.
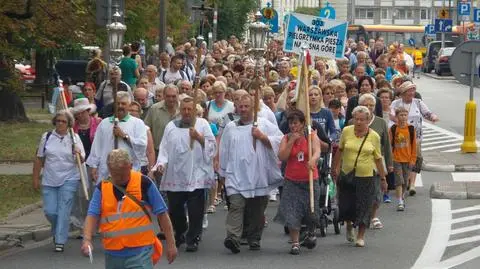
[422,162,480,172]
[2,201,43,223]
[430,182,480,200]
[422,73,455,80]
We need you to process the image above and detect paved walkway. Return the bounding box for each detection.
[0,163,33,175]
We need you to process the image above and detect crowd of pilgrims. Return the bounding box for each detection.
[34,35,439,255]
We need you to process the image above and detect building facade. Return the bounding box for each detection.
[349,0,479,26]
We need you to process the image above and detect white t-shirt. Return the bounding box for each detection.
[162,69,183,84]
[207,100,235,127]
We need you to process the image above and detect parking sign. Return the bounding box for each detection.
[474,8,480,23]
[425,24,435,36]
[458,1,471,21]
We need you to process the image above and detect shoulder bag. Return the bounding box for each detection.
[339,130,370,190]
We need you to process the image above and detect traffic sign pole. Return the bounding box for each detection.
[462,47,479,153]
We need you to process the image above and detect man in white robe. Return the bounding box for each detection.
[153,97,216,252]
[86,91,147,182]
[219,94,283,253]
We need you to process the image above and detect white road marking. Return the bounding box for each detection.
[451,205,480,214]
[451,224,480,235]
[451,172,480,182]
[421,122,479,153]
[451,214,480,224]
[415,173,423,187]
[412,199,451,269]
[422,142,463,151]
[413,199,480,269]
[447,235,480,247]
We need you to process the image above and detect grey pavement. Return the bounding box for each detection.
[0,190,433,268]
[422,72,455,81]
[422,152,480,172]
[0,162,33,175]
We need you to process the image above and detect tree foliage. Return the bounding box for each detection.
[294,6,322,16]
[213,0,257,40]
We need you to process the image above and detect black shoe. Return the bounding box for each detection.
[224,237,240,254]
[248,241,261,251]
[302,234,317,249]
[175,235,185,248]
[185,242,198,252]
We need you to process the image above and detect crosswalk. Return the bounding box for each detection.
[413,200,480,269]
[421,123,467,153]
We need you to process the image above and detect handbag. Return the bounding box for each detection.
[105,178,163,265]
[339,130,370,190]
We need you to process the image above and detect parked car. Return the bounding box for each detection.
[14,62,36,84]
[423,40,455,73]
[434,47,455,76]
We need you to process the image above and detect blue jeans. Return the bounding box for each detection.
[42,180,79,244]
[105,247,153,269]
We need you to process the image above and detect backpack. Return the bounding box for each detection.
[391,124,414,151]
[160,69,187,83]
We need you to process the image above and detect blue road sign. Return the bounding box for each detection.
[474,8,480,23]
[458,2,471,16]
[319,2,336,19]
[435,19,453,33]
[408,38,415,46]
[425,24,436,35]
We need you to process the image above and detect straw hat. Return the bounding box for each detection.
[70,98,96,114]
[398,81,416,95]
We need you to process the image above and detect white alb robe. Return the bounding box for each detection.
[219,117,283,198]
[155,118,216,192]
[258,101,278,126]
[86,115,147,182]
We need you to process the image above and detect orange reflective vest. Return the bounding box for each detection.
[99,171,162,262]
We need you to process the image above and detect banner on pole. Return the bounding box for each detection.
[283,13,348,59]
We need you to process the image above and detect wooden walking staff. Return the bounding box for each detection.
[252,58,262,151]
[58,86,90,201]
[190,36,204,150]
[302,51,315,214]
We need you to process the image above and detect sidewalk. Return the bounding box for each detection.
[424,151,480,200]
[422,72,455,80]
[0,203,51,252]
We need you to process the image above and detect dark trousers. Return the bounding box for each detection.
[226,194,268,243]
[167,189,205,244]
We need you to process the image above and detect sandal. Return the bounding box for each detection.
[290,243,300,255]
[371,218,384,229]
[55,244,64,252]
[206,205,216,214]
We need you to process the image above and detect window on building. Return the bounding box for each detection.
[398,9,406,19]
[355,8,375,19]
[421,9,428,20]
[406,10,413,19]
[381,9,390,19]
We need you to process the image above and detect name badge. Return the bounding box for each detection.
[297,151,304,162]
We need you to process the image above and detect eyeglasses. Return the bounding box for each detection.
[56,119,67,124]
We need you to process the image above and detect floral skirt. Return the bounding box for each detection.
[338,176,376,227]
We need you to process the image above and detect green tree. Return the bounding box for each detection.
[213,0,257,40]
[0,0,95,121]
[294,6,322,16]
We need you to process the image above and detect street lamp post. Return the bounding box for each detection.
[106,11,127,65]
[247,10,268,149]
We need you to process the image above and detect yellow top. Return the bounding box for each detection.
[339,126,382,177]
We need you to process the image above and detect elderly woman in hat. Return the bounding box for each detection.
[390,81,438,195]
[71,98,101,159]
[70,98,101,233]
[32,110,86,252]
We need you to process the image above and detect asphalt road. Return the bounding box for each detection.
[2,74,479,269]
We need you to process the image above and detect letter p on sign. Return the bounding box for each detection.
[474,8,480,23]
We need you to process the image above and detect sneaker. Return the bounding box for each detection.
[302,234,317,249]
[202,214,208,229]
[248,241,261,251]
[223,205,228,210]
[290,243,300,255]
[383,194,392,203]
[224,237,240,254]
[397,202,405,211]
[409,187,416,196]
[186,242,199,252]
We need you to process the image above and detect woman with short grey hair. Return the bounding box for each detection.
[32,110,86,252]
[334,105,387,247]
[359,93,393,230]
